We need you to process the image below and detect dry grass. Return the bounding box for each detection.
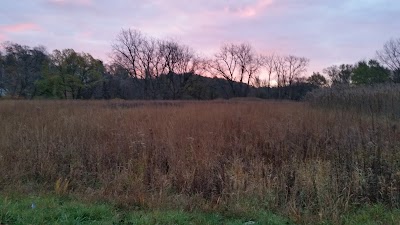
[0,99,400,224]
[306,84,400,119]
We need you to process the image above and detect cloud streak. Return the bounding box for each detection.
[0,23,42,33]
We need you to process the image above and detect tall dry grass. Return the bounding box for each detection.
[306,84,400,119]
[0,99,400,223]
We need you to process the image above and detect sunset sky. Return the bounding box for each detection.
[1,0,400,75]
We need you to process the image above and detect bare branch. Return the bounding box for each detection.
[377,38,400,72]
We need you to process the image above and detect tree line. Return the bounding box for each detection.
[0,29,399,100]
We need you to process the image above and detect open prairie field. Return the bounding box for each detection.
[1,99,400,224]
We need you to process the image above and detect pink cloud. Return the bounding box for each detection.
[0,23,42,33]
[235,0,274,18]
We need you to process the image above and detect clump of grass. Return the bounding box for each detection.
[55,178,69,196]
[0,99,400,223]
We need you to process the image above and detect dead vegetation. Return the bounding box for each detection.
[0,99,399,224]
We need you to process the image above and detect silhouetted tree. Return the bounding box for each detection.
[307,72,328,87]
[106,63,130,79]
[393,69,400,83]
[207,43,261,97]
[158,40,200,99]
[0,50,5,96]
[285,55,309,86]
[111,29,154,98]
[377,38,400,74]
[261,54,275,88]
[111,29,201,99]
[272,55,286,88]
[271,55,309,98]
[323,64,353,86]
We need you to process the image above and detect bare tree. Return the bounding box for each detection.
[269,54,309,98]
[271,55,309,87]
[159,40,199,74]
[236,44,262,93]
[285,55,309,86]
[323,64,353,86]
[111,29,144,79]
[272,55,287,88]
[323,65,340,85]
[207,43,261,97]
[111,29,200,99]
[377,38,400,72]
[261,54,275,88]
[252,76,268,88]
[158,39,199,99]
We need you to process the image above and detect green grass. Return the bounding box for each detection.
[2,195,400,225]
[0,195,290,225]
[340,204,400,225]
[314,204,400,225]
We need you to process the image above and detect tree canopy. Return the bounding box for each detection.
[352,60,390,85]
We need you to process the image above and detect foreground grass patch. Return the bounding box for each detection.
[0,195,291,225]
[341,204,400,225]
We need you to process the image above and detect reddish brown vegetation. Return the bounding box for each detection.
[0,100,399,223]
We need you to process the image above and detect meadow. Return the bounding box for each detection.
[1,98,400,224]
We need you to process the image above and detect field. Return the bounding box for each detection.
[1,99,400,224]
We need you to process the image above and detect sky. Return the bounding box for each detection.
[1,0,400,76]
